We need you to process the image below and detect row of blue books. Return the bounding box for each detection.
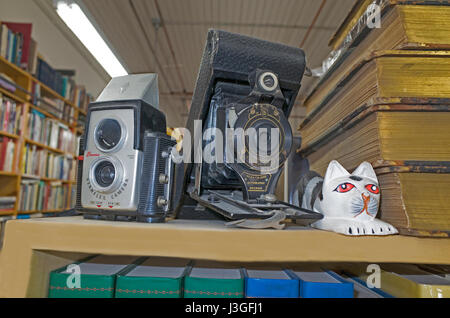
[243,267,391,298]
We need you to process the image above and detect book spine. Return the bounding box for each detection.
[3,99,10,132]
[0,25,8,58]
[11,32,17,64]
[0,137,7,171]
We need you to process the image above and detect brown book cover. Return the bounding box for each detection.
[300,50,450,146]
[375,162,450,237]
[328,0,450,51]
[306,1,450,115]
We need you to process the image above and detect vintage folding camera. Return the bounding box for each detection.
[177,30,322,225]
[76,74,176,223]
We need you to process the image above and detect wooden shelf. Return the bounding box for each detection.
[21,174,74,183]
[24,138,72,156]
[0,131,19,139]
[16,209,64,215]
[0,50,86,218]
[0,55,32,80]
[16,210,43,215]
[0,86,28,104]
[0,216,449,297]
[0,54,87,114]
[33,78,87,116]
[0,209,15,216]
[0,171,18,177]
[28,103,74,129]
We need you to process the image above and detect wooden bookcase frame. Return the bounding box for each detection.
[0,55,86,217]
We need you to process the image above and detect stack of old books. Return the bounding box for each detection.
[298,0,450,237]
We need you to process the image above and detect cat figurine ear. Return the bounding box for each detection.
[352,161,378,183]
[323,160,350,185]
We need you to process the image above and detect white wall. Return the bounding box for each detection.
[0,0,108,96]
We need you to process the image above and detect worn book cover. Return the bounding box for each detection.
[340,273,394,298]
[309,2,450,116]
[287,267,353,298]
[184,261,244,298]
[115,257,191,298]
[301,50,450,142]
[346,264,450,298]
[329,0,450,51]
[244,268,299,298]
[300,103,450,172]
[48,255,139,298]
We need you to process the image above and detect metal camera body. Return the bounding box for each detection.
[76,74,175,223]
[175,30,324,225]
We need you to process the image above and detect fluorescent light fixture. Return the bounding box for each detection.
[56,1,128,77]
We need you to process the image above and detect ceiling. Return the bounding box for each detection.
[81,0,355,130]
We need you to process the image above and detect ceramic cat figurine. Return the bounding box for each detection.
[297,160,398,236]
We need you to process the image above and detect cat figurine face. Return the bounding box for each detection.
[309,160,398,236]
[321,161,380,221]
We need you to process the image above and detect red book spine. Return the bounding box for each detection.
[2,22,32,69]
[0,137,8,171]
[3,100,10,132]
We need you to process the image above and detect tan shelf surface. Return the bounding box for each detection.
[0,216,450,297]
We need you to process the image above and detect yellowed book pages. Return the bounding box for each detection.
[329,0,374,51]
[377,172,450,236]
[329,0,450,51]
[301,51,450,146]
[305,110,450,175]
[300,109,450,237]
[307,4,450,116]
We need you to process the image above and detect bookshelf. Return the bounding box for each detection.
[0,216,449,297]
[0,54,87,217]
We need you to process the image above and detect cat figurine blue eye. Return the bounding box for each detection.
[296,160,398,236]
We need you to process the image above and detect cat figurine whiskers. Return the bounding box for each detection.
[297,160,398,236]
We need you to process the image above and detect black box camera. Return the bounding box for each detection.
[176,30,322,225]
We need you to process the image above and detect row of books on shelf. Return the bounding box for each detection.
[0,74,77,127]
[1,21,94,113]
[32,82,75,124]
[0,136,15,173]
[22,144,75,181]
[48,256,450,298]
[0,196,16,211]
[0,72,17,93]
[36,58,93,113]
[0,22,36,72]
[27,109,77,154]
[0,92,22,135]
[19,180,70,212]
[298,1,450,237]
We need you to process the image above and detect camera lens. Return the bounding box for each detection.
[95,119,122,151]
[94,160,116,187]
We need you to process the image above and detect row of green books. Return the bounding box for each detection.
[48,256,450,298]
